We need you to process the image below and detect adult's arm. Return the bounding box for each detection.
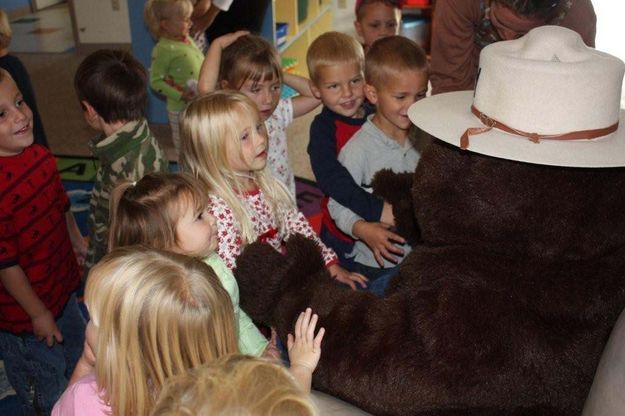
[430,0,482,95]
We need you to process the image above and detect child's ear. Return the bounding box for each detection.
[309,80,321,100]
[81,101,98,118]
[364,83,378,105]
[219,79,230,89]
[354,20,364,40]
[81,100,101,128]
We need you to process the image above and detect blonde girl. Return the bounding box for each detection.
[180,90,367,289]
[145,0,204,154]
[107,171,278,358]
[52,247,238,416]
[197,33,321,196]
[151,354,318,416]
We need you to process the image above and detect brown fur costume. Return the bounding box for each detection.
[234,139,625,415]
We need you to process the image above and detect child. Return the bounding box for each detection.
[108,171,277,358]
[0,9,48,147]
[52,247,324,416]
[180,90,366,289]
[198,33,320,197]
[74,49,168,272]
[306,31,401,271]
[145,0,205,154]
[328,36,429,295]
[151,354,318,416]
[0,68,87,414]
[354,0,402,52]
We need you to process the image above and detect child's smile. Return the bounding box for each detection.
[0,76,33,157]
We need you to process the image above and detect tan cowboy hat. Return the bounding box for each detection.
[408,26,625,167]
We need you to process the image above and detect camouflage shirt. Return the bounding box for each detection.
[85,119,168,271]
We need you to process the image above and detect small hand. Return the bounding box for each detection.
[32,309,63,347]
[328,264,368,290]
[215,30,249,50]
[287,308,324,373]
[353,220,405,266]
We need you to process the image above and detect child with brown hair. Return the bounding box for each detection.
[198,33,320,197]
[0,68,87,414]
[74,49,168,272]
[354,0,402,52]
[108,171,278,358]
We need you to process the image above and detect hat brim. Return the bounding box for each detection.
[408,91,625,168]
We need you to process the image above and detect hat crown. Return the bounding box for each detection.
[474,26,625,135]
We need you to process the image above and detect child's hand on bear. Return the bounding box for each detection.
[353,220,405,266]
[288,308,324,391]
[328,264,368,290]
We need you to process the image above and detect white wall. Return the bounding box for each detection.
[594,1,625,108]
[70,0,130,44]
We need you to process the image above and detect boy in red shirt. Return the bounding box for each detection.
[0,68,86,414]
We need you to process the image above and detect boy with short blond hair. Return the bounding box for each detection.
[328,35,429,294]
[0,68,87,414]
[74,49,168,272]
[307,31,396,274]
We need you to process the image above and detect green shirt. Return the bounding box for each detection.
[85,119,167,271]
[204,253,269,356]
[149,36,204,112]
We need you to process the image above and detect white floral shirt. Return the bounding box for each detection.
[265,98,296,196]
[208,188,337,270]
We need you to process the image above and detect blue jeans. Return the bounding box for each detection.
[352,262,399,297]
[0,293,86,415]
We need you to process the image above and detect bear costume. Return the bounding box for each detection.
[234,27,625,415]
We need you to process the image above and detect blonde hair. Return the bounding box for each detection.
[365,35,428,89]
[180,90,295,244]
[85,246,238,416]
[108,172,208,256]
[306,31,364,84]
[151,354,318,416]
[144,0,193,39]
[0,9,11,49]
[218,34,283,90]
